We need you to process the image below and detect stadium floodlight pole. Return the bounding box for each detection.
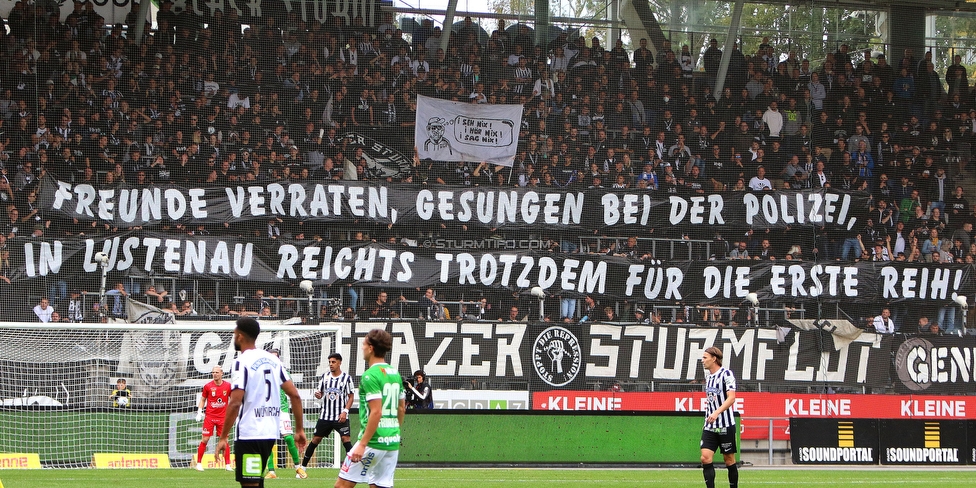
[531,287,545,322]
[300,280,315,322]
[953,293,968,335]
[746,292,759,327]
[95,252,109,321]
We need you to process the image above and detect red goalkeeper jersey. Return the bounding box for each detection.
[201,380,232,418]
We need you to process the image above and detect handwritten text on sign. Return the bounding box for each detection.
[455,117,515,147]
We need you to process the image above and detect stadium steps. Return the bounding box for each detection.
[740,439,793,465]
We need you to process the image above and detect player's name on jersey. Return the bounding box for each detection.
[379,418,400,428]
[0,453,41,469]
[253,406,281,418]
[92,453,171,469]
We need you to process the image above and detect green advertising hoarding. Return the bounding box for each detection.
[387,410,727,465]
[1,409,728,466]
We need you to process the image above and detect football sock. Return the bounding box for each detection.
[224,443,231,464]
[284,435,300,465]
[343,441,353,455]
[196,442,207,463]
[703,463,715,488]
[727,463,738,488]
[266,451,275,472]
[301,441,318,467]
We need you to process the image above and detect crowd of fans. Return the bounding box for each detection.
[2,2,974,332]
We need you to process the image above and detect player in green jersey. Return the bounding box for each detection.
[336,329,405,488]
[265,349,304,479]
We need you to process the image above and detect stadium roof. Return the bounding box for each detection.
[763,0,976,14]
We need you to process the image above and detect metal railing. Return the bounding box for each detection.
[578,236,726,261]
[232,296,343,319]
[651,304,806,327]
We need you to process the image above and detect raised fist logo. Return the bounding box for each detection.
[533,326,582,387]
[546,341,566,374]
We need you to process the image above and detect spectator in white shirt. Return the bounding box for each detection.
[873,308,895,334]
[748,165,774,191]
[762,101,784,139]
[34,297,55,323]
[409,52,430,77]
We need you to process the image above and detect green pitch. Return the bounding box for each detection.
[0,468,972,487]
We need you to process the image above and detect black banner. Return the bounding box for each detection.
[892,334,976,395]
[791,418,880,464]
[162,0,380,27]
[0,321,898,410]
[0,328,331,410]
[683,260,976,305]
[38,176,868,233]
[331,321,893,391]
[880,419,968,465]
[968,421,976,464]
[12,236,976,304]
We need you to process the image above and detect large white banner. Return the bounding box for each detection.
[415,95,522,166]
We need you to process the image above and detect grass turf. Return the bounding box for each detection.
[0,467,973,487]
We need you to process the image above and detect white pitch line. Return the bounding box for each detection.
[388,477,970,485]
[21,479,969,485]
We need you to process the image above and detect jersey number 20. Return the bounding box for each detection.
[381,383,399,416]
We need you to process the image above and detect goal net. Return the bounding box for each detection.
[0,321,343,469]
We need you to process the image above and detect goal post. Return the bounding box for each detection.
[0,321,343,469]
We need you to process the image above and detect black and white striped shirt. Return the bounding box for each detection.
[316,372,354,421]
[513,67,532,93]
[703,367,736,429]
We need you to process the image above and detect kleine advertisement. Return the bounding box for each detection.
[530,391,976,440]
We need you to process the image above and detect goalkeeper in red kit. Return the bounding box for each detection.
[195,365,233,471]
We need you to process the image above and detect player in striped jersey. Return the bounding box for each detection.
[700,346,738,488]
[297,352,354,476]
[215,318,306,487]
[264,349,303,480]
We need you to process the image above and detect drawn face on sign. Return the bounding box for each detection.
[427,118,445,143]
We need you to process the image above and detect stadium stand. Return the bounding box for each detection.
[0,2,974,334]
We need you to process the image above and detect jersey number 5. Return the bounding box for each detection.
[264,369,273,401]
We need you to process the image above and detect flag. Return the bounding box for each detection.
[125,299,176,324]
[342,131,412,178]
[415,95,522,166]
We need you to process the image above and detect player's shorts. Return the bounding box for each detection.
[313,418,351,438]
[234,439,276,482]
[280,416,294,436]
[202,416,224,437]
[700,427,737,455]
[338,447,399,487]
